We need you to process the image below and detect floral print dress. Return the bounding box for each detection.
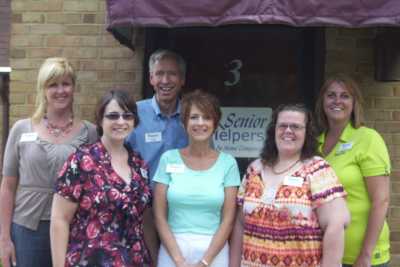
[55,141,152,267]
[237,156,346,267]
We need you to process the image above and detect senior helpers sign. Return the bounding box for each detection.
[213,107,272,158]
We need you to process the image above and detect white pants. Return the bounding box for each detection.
[157,233,229,267]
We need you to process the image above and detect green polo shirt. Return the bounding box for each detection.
[318,123,391,265]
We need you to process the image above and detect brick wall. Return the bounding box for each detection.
[325,27,400,266]
[0,0,10,157]
[8,2,400,265]
[0,0,10,66]
[9,0,144,125]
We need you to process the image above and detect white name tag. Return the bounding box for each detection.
[140,168,148,179]
[166,163,185,173]
[145,132,162,143]
[336,142,353,155]
[19,132,38,142]
[283,176,303,187]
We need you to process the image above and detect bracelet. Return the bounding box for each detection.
[201,259,209,266]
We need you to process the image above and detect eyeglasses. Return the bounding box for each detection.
[276,123,305,131]
[104,112,135,121]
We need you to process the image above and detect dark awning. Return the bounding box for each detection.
[106,0,400,29]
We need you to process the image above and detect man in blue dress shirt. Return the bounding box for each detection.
[126,49,189,181]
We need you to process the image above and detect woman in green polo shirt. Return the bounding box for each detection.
[315,74,391,267]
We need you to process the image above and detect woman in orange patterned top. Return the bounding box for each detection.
[229,104,350,267]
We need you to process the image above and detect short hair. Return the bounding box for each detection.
[149,49,186,77]
[32,57,76,123]
[180,89,221,131]
[95,89,139,136]
[315,74,364,132]
[260,103,318,166]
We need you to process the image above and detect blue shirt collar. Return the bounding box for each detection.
[151,95,181,117]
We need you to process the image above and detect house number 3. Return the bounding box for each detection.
[224,59,242,86]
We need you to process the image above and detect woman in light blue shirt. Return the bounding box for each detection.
[153,89,240,267]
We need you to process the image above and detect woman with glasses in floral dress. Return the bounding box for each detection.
[50,90,156,267]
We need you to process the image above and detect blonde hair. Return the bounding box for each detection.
[315,74,364,132]
[32,57,76,123]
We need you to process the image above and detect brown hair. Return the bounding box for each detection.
[260,103,319,166]
[180,89,221,130]
[315,74,364,132]
[95,89,139,136]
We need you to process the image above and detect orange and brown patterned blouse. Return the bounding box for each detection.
[237,156,346,267]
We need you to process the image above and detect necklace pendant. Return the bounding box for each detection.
[52,128,62,137]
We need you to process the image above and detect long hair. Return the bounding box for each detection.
[32,57,76,123]
[260,103,319,166]
[315,74,364,132]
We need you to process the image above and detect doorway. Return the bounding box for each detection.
[143,25,325,173]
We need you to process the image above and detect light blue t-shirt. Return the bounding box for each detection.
[126,96,188,180]
[153,149,240,235]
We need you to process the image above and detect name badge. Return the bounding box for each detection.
[140,168,148,179]
[336,142,353,155]
[145,132,162,143]
[166,163,185,173]
[20,132,38,142]
[283,176,303,187]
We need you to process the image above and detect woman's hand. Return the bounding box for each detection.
[143,208,159,265]
[187,262,207,267]
[354,175,390,267]
[317,197,350,267]
[50,194,78,267]
[352,253,371,267]
[153,183,186,267]
[175,259,192,267]
[198,186,238,267]
[0,176,19,267]
[229,209,244,267]
[0,238,16,267]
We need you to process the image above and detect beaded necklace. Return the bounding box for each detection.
[43,115,74,138]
